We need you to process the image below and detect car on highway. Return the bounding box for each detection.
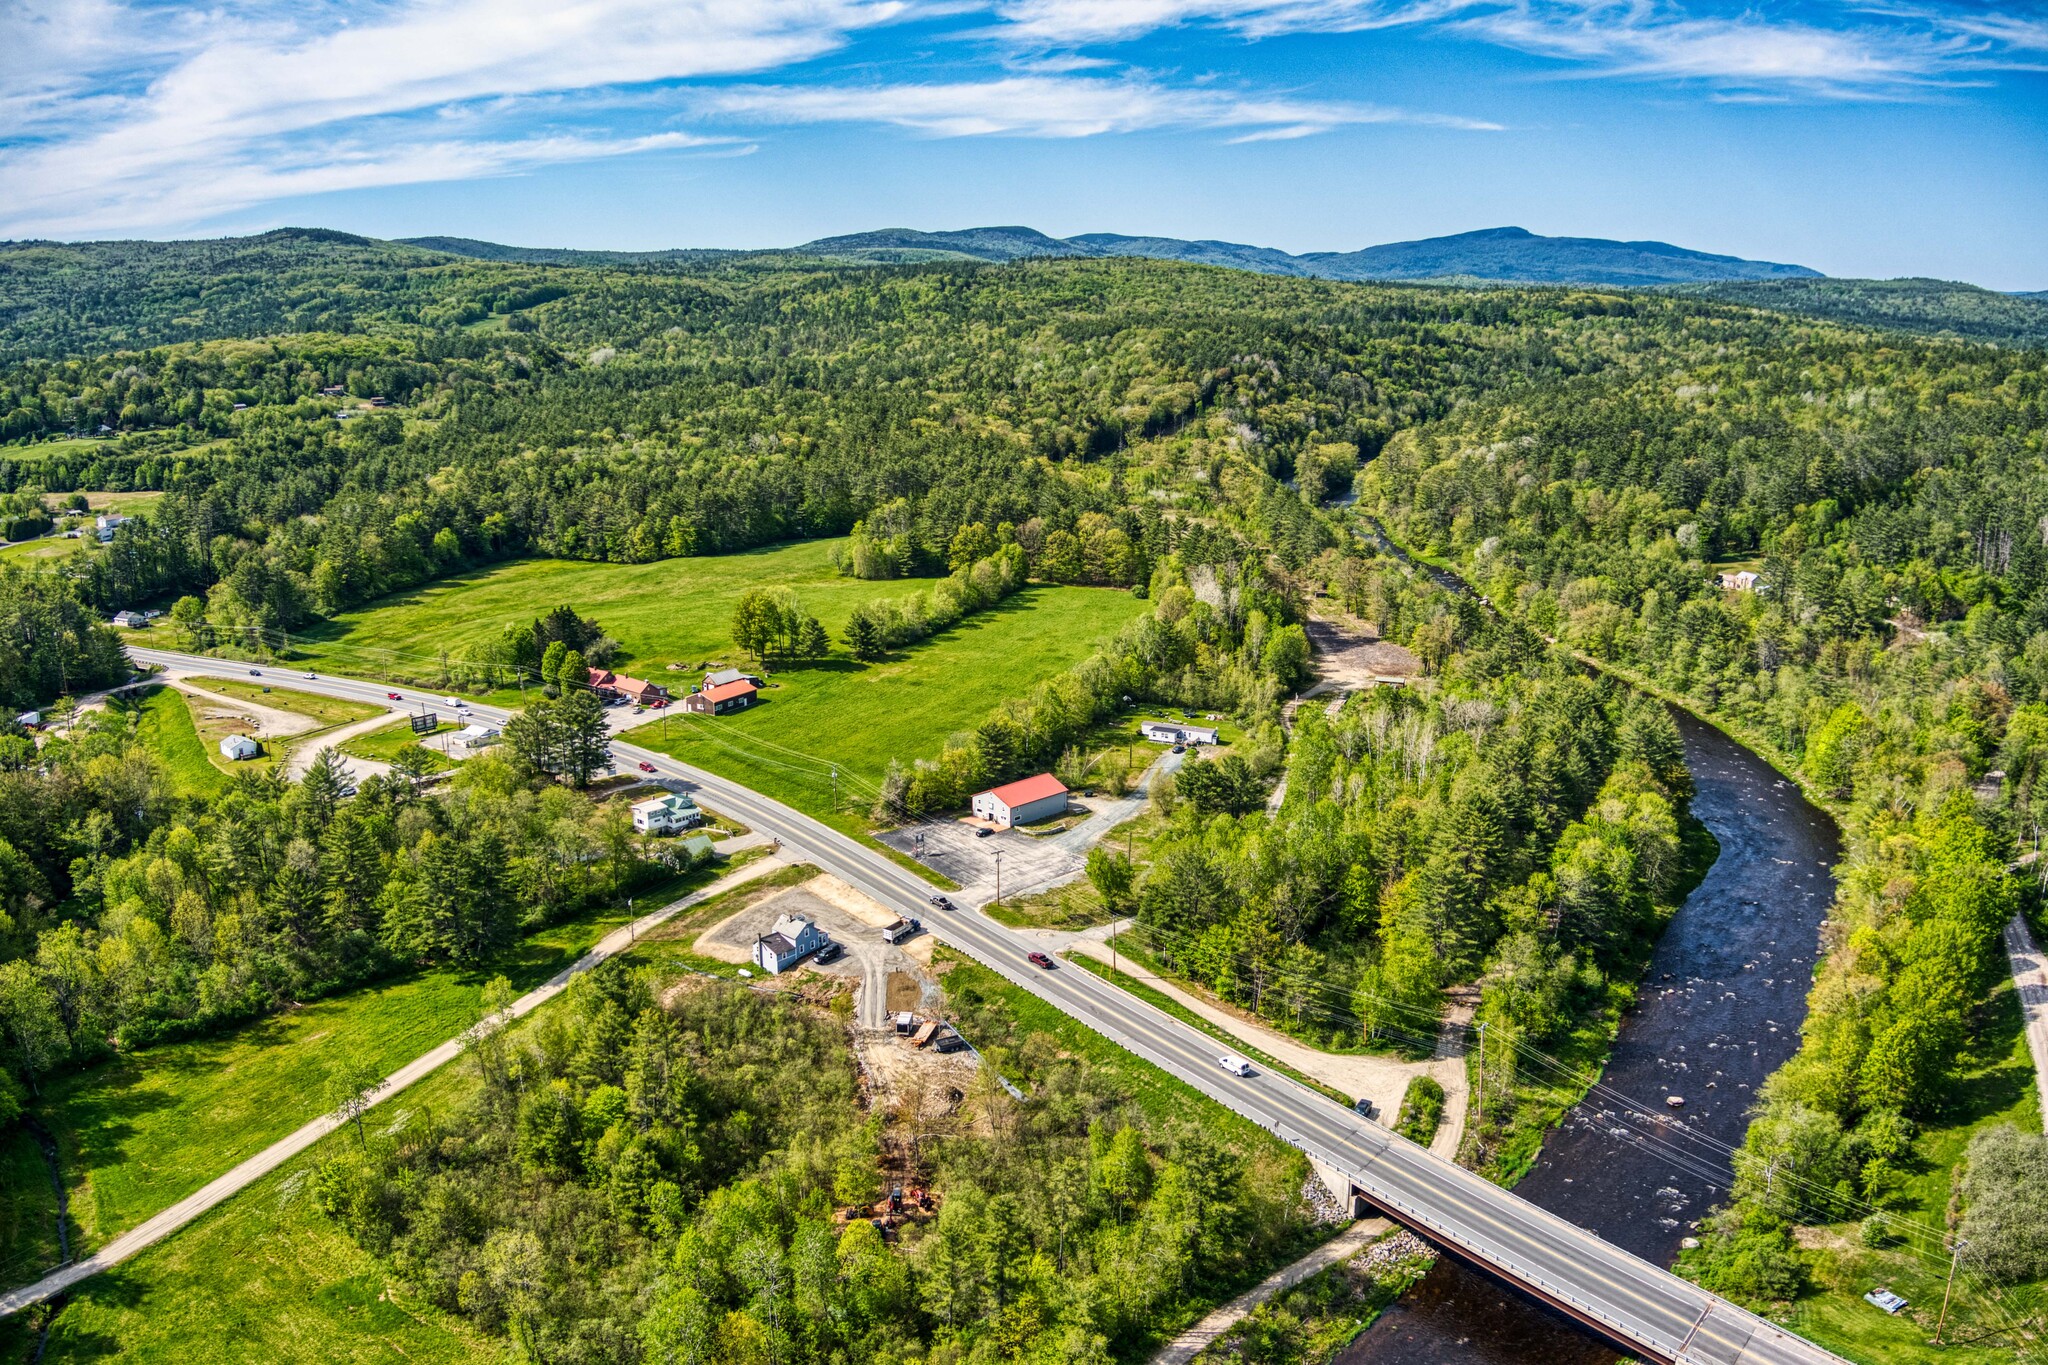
[248,668,261,676]
[1026,951,1055,970]
[387,692,402,700]
[1218,1054,1254,1077]
[638,761,656,773]
[928,894,952,910]
[303,672,316,680]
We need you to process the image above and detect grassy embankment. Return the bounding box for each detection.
[1759,978,2043,1365]
[0,889,1327,1363]
[0,853,757,1297]
[122,688,224,798]
[338,717,461,773]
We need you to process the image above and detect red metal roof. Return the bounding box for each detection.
[983,773,1067,807]
[702,678,757,703]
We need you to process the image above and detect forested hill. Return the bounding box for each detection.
[1680,276,2048,347]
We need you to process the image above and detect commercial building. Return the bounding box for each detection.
[970,773,1069,829]
[686,678,758,715]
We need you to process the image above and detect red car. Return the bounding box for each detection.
[638,761,656,773]
[386,691,402,701]
[1027,951,1055,970]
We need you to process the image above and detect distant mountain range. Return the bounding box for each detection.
[402,224,1823,287]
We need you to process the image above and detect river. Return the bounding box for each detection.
[1339,709,1842,1364]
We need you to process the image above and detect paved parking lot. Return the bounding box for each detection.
[879,816,1085,906]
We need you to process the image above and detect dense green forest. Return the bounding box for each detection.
[0,231,2043,1358]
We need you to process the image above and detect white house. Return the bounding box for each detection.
[1140,720,1219,746]
[95,513,129,544]
[453,722,500,753]
[753,914,827,974]
[632,792,702,834]
[111,610,145,628]
[219,735,260,761]
[970,773,1069,829]
[1718,570,1760,592]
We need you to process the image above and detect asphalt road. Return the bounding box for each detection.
[79,650,1846,1364]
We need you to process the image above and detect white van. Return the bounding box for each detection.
[1218,1054,1253,1078]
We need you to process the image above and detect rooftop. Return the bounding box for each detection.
[983,773,1068,807]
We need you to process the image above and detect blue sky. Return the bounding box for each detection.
[3,0,2043,287]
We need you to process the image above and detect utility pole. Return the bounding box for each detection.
[993,850,1003,907]
[1935,1238,1969,1345]
[1474,1021,1486,1140]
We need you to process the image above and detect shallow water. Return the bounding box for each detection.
[1338,710,1841,1364]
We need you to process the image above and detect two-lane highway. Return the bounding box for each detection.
[112,649,1845,1364]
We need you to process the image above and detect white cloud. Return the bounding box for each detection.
[0,0,903,236]
[699,72,1501,135]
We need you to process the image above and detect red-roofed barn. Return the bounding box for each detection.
[971,774,1069,829]
[685,678,758,715]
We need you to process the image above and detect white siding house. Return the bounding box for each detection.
[632,793,702,834]
[1140,720,1219,746]
[219,735,260,761]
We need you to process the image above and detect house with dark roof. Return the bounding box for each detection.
[753,913,827,974]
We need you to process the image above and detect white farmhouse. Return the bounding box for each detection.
[219,735,260,761]
[632,792,702,835]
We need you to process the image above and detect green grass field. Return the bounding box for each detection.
[181,677,384,730]
[124,687,226,798]
[290,539,932,686]
[1,859,738,1292]
[627,585,1147,836]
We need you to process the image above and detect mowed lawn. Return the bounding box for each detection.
[628,585,1147,831]
[125,687,226,798]
[291,539,918,683]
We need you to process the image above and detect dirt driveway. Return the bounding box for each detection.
[696,880,937,1028]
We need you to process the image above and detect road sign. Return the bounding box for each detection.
[410,711,438,734]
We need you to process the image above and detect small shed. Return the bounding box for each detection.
[219,734,260,761]
[970,773,1069,829]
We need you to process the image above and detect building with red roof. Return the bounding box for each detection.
[685,677,758,715]
[971,773,1069,828]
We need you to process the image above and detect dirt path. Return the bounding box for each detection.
[1153,1218,1390,1364]
[164,676,322,739]
[2005,913,2048,1130]
[283,711,403,780]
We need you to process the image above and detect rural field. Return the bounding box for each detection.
[626,583,1148,834]
[289,539,940,683]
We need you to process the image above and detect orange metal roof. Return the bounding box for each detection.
[702,678,757,703]
[983,773,1067,807]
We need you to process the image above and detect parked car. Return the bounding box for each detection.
[638,761,656,773]
[1218,1054,1253,1077]
[815,942,845,964]
[1353,1097,1378,1120]
[1026,951,1055,970]
[1172,744,1186,754]
[975,826,993,838]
